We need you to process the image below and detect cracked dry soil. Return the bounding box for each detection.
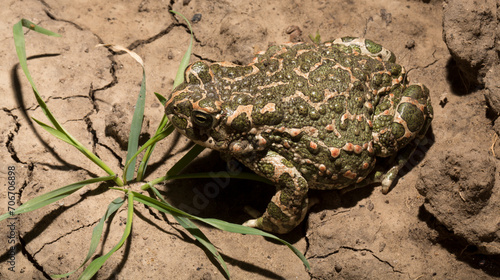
[1,0,500,279]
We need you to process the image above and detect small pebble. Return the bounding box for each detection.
[366,200,374,211]
[380,9,392,24]
[439,92,448,107]
[285,25,302,42]
[320,211,326,220]
[379,242,386,252]
[192,13,202,23]
[405,40,415,49]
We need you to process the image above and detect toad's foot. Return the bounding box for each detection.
[242,218,260,229]
[241,151,309,234]
[242,197,319,230]
[243,205,261,219]
[379,136,427,193]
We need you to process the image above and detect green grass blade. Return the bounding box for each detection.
[31,117,74,145]
[135,117,172,181]
[136,7,191,179]
[136,91,170,180]
[135,120,168,180]
[167,144,205,176]
[21,19,61,36]
[139,170,272,192]
[136,133,204,189]
[126,63,147,182]
[154,92,167,105]
[13,20,123,186]
[13,20,59,96]
[136,9,193,180]
[124,125,174,180]
[96,45,148,183]
[124,68,146,182]
[112,187,194,219]
[122,190,310,270]
[0,175,116,222]
[78,192,134,280]
[170,10,194,89]
[149,186,230,278]
[33,115,118,180]
[165,171,272,185]
[14,20,65,132]
[195,218,310,270]
[52,197,126,278]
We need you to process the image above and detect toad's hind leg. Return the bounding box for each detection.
[242,151,309,234]
[379,136,428,193]
[342,136,428,194]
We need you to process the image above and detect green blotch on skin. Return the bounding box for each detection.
[372,73,383,87]
[330,96,346,114]
[365,39,382,54]
[253,105,284,125]
[280,189,292,205]
[297,50,321,72]
[391,122,405,139]
[187,73,200,85]
[191,61,212,84]
[266,202,290,222]
[309,90,325,103]
[265,59,280,73]
[330,68,351,93]
[389,64,402,76]
[210,130,224,142]
[220,65,255,79]
[233,94,252,105]
[171,81,188,93]
[297,177,308,191]
[403,84,429,103]
[176,100,193,117]
[373,115,392,130]
[231,113,251,132]
[279,172,295,189]
[281,158,294,168]
[341,36,357,42]
[171,115,187,130]
[258,162,275,177]
[309,109,320,120]
[198,98,217,110]
[398,103,424,132]
[381,73,392,86]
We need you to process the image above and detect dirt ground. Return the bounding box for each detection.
[1,0,499,279]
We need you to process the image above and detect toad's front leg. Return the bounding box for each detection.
[242,151,309,234]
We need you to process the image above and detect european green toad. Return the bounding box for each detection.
[165,37,433,233]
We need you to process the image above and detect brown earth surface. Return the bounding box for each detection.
[1,0,500,279]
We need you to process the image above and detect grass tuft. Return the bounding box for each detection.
[4,13,310,279]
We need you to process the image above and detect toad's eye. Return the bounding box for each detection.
[191,110,213,128]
